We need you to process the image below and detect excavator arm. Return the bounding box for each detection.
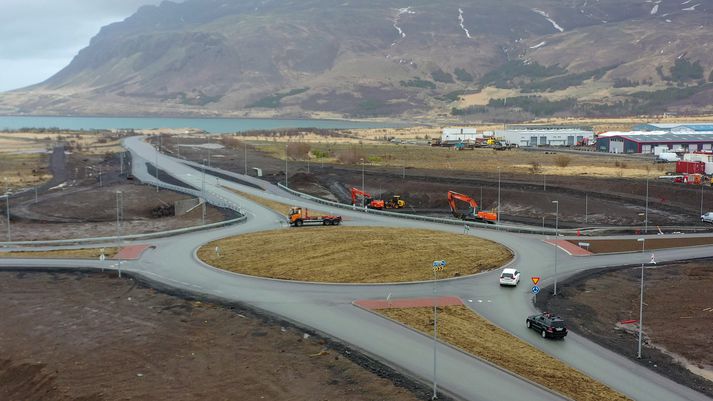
[351,187,384,209]
[447,191,497,223]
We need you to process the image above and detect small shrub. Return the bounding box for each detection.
[554,155,571,168]
[529,161,542,174]
[286,142,311,160]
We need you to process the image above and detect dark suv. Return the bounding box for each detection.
[526,312,568,339]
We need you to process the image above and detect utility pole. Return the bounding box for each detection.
[552,200,559,296]
[116,191,123,241]
[637,238,646,359]
[3,194,10,242]
[644,177,649,233]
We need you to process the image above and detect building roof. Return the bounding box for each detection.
[604,131,713,143]
[634,123,713,131]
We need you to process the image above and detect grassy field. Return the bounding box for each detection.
[0,247,119,259]
[198,227,512,283]
[379,306,630,401]
[255,141,666,179]
[0,152,51,190]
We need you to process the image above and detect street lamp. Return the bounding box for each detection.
[552,200,559,296]
[497,167,501,226]
[202,159,207,194]
[644,177,649,233]
[361,158,365,208]
[115,190,123,241]
[285,144,288,187]
[155,144,160,192]
[2,194,9,242]
[431,260,446,400]
[637,237,646,359]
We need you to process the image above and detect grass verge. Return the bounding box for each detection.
[223,187,327,216]
[198,227,512,283]
[379,306,630,401]
[0,248,119,259]
[566,236,713,253]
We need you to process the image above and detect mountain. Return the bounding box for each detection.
[2,0,713,121]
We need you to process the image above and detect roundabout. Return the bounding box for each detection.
[197,227,512,283]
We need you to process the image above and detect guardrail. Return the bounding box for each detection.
[277,183,712,237]
[0,175,247,247]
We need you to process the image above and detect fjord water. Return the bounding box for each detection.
[0,116,397,133]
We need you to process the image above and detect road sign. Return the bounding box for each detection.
[531,285,541,295]
[432,260,447,272]
[531,276,540,285]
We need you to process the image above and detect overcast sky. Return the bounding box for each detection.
[0,0,167,92]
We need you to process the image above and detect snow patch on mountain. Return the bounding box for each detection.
[531,9,565,32]
[391,7,414,45]
[458,8,472,38]
[530,41,547,49]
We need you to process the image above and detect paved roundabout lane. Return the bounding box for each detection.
[2,136,712,401]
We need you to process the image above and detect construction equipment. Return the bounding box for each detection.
[384,195,406,209]
[288,207,342,227]
[447,191,497,223]
[350,187,385,209]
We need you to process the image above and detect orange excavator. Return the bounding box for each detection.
[351,187,385,209]
[447,191,498,223]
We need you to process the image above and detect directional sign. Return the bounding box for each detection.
[432,260,447,272]
[531,285,541,295]
[531,276,540,285]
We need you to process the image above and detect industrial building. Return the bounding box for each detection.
[441,127,479,143]
[495,128,594,147]
[633,123,713,132]
[596,131,713,154]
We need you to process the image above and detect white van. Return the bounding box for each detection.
[657,152,680,163]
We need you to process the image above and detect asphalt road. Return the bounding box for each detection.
[2,136,711,401]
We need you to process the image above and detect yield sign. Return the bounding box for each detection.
[531,276,541,285]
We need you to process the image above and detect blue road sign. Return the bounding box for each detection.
[531,285,541,295]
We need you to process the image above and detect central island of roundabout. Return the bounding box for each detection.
[197,226,630,401]
[197,226,512,283]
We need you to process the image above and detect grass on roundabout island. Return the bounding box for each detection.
[197,226,512,283]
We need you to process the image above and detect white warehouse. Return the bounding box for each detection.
[441,127,479,143]
[495,128,594,147]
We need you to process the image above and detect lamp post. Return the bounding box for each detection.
[361,158,365,208]
[202,159,207,195]
[2,194,9,242]
[644,177,649,233]
[244,143,248,175]
[497,167,501,226]
[701,183,704,217]
[585,193,588,225]
[552,200,559,296]
[431,260,446,400]
[285,144,288,187]
[115,190,123,241]
[155,145,159,192]
[637,237,646,359]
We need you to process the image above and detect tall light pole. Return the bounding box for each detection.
[244,143,248,175]
[2,194,10,242]
[552,200,559,296]
[431,260,446,400]
[700,183,704,217]
[644,177,649,233]
[585,193,588,225]
[201,159,207,195]
[497,167,501,226]
[361,158,365,207]
[637,237,646,359]
[285,144,288,187]
[155,144,160,192]
[115,190,123,241]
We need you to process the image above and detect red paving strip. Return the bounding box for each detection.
[354,296,463,310]
[544,239,592,256]
[114,245,154,260]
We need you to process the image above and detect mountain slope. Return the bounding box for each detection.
[2,0,713,120]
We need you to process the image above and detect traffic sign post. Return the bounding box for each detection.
[531,284,541,303]
[430,260,446,400]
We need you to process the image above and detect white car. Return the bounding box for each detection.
[702,212,713,223]
[499,268,521,286]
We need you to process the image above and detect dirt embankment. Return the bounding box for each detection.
[0,271,432,401]
[537,260,713,398]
